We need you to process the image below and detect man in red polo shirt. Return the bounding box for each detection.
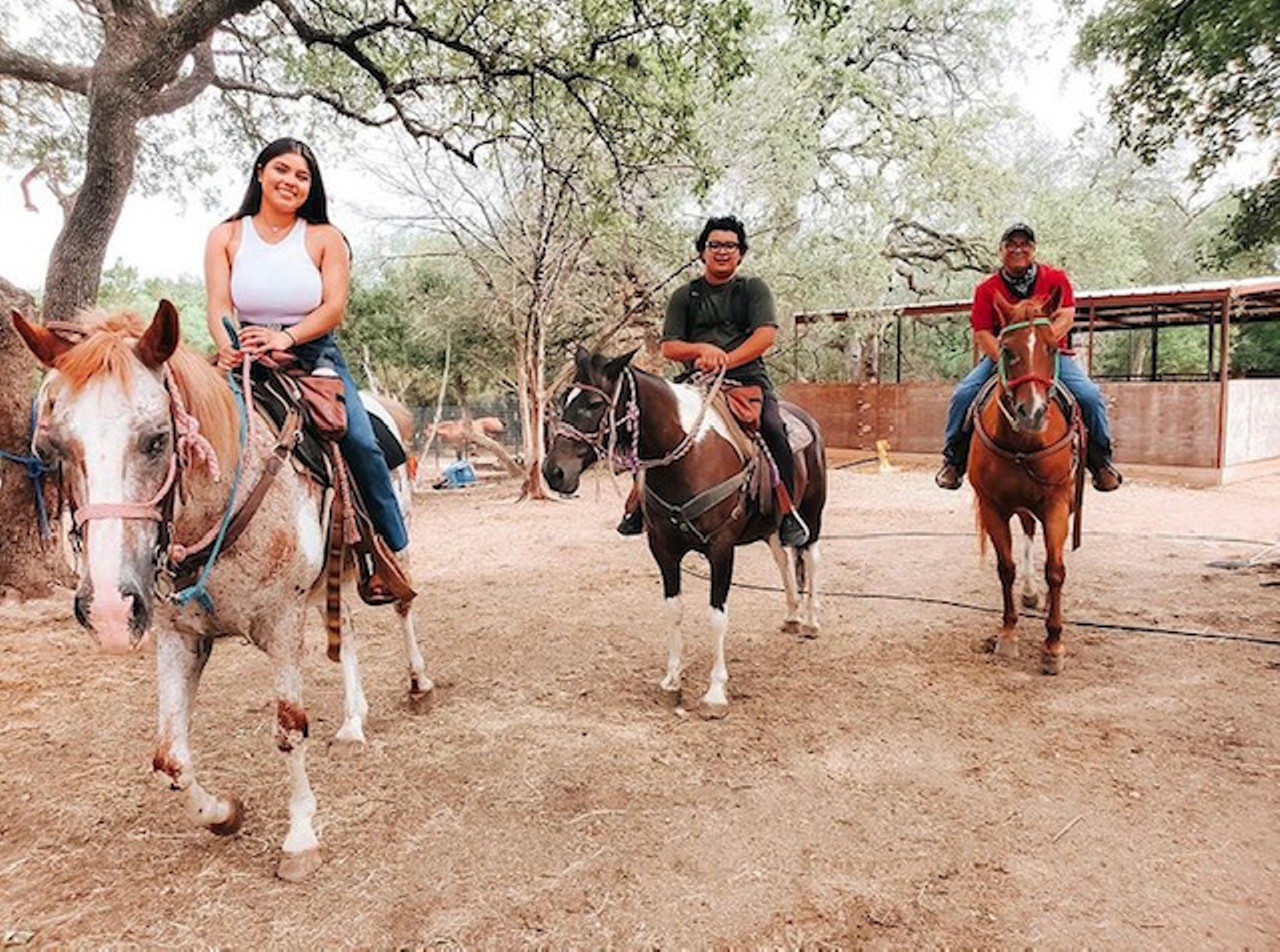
[935,222,1123,492]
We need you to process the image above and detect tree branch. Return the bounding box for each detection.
[0,42,90,94]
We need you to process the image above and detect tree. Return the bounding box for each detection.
[0,277,71,599]
[1076,0,1280,260]
[1,0,752,319]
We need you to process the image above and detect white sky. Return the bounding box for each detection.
[0,2,1115,293]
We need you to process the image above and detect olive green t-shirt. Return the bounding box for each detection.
[662,275,777,386]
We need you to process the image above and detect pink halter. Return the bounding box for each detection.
[69,365,220,533]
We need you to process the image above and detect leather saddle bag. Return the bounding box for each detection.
[292,372,347,441]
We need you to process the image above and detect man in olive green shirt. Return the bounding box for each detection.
[619,215,809,547]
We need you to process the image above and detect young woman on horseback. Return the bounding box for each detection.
[203,137,408,555]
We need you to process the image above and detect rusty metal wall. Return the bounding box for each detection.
[782,380,1227,466]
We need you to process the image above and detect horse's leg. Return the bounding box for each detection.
[152,631,244,835]
[766,535,802,634]
[655,550,683,706]
[1018,513,1039,609]
[979,503,1019,658]
[800,541,821,636]
[398,599,435,710]
[700,545,734,719]
[1041,503,1071,675]
[334,595,369,743]
[269,615,323,882]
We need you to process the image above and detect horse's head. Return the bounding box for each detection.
[13,301,182,653]
[542,346,636,495]
[992,286,1062,433]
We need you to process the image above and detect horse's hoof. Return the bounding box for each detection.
[408,685,436,714]
[277,847,323,883]
[1021,592,1040,609]
[780,619,802,635]
[657,686,682,709]
[207,795,244,836]
[799,623,820,639]
[1042,652,1064,676]
[699,700,729,720]
[332,721,366,745]
[992,636,1018,659]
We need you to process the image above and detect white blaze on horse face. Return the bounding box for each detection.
[667,382,734,445]
[66,373,169,652]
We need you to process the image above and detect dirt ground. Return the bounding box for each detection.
[1,462,1278,948]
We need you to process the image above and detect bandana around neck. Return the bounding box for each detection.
[1000,263,1038,300]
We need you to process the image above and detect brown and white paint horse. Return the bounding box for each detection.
[969,288,1084,675]
[543,349,826,717]
[13,301,431,881]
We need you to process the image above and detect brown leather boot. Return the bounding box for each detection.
[935,460,963,490]
[1091,461,1123,492]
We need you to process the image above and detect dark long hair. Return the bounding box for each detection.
[225,138,331,224]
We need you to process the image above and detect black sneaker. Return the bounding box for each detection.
[935,461,963,490]
[616,508,644,535]
[779,511,810,548]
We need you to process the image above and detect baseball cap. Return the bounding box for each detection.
[1000,222,1036,244]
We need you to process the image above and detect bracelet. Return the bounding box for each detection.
[283,328,296,347]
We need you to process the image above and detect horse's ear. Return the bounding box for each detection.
[11,311,74,368]
[1044,285,1063,318]
[991,292,1012,324]
[602,348,638,381]
[136,299,181,368]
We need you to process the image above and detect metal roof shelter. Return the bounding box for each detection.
[793,275,1280,382]
[785,277,1280,482]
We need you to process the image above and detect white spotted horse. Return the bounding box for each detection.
[543,348,827,717]
[12,301,432,881]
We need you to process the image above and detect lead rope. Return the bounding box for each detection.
[169,369,250,613]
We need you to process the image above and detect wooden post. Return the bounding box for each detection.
[1149,307,1159,381]
[1214,294,1232,470]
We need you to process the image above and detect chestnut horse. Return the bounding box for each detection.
[13,302,431,881]
[968,287,1085,674]
[542,348,826,717]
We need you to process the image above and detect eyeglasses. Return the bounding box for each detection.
[706,241,740,252]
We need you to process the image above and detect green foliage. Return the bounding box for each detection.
[1077,0,1280,259]
[96,263,212,352]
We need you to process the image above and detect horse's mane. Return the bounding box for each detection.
[53,309,240,471]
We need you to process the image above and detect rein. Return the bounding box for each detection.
[43,321,303,610]
[554,366,756,541]
[553,365,728,474]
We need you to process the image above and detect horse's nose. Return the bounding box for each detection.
[73,587,93,630]
[1030,405,1047,431]
[124,583,151,639]
[543,460,564,490]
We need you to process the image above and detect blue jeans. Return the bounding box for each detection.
[942,356,1114,468]
[295,334,409,551]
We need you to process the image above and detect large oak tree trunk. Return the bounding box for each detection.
[0,278,73,600]
[42,95,142,319]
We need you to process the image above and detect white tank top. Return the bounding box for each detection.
[229,216,323,327]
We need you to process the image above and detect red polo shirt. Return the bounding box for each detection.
[971,264,1075,350]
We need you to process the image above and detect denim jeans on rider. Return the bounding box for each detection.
[941,355,1114,469]
[296,334,409,551]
